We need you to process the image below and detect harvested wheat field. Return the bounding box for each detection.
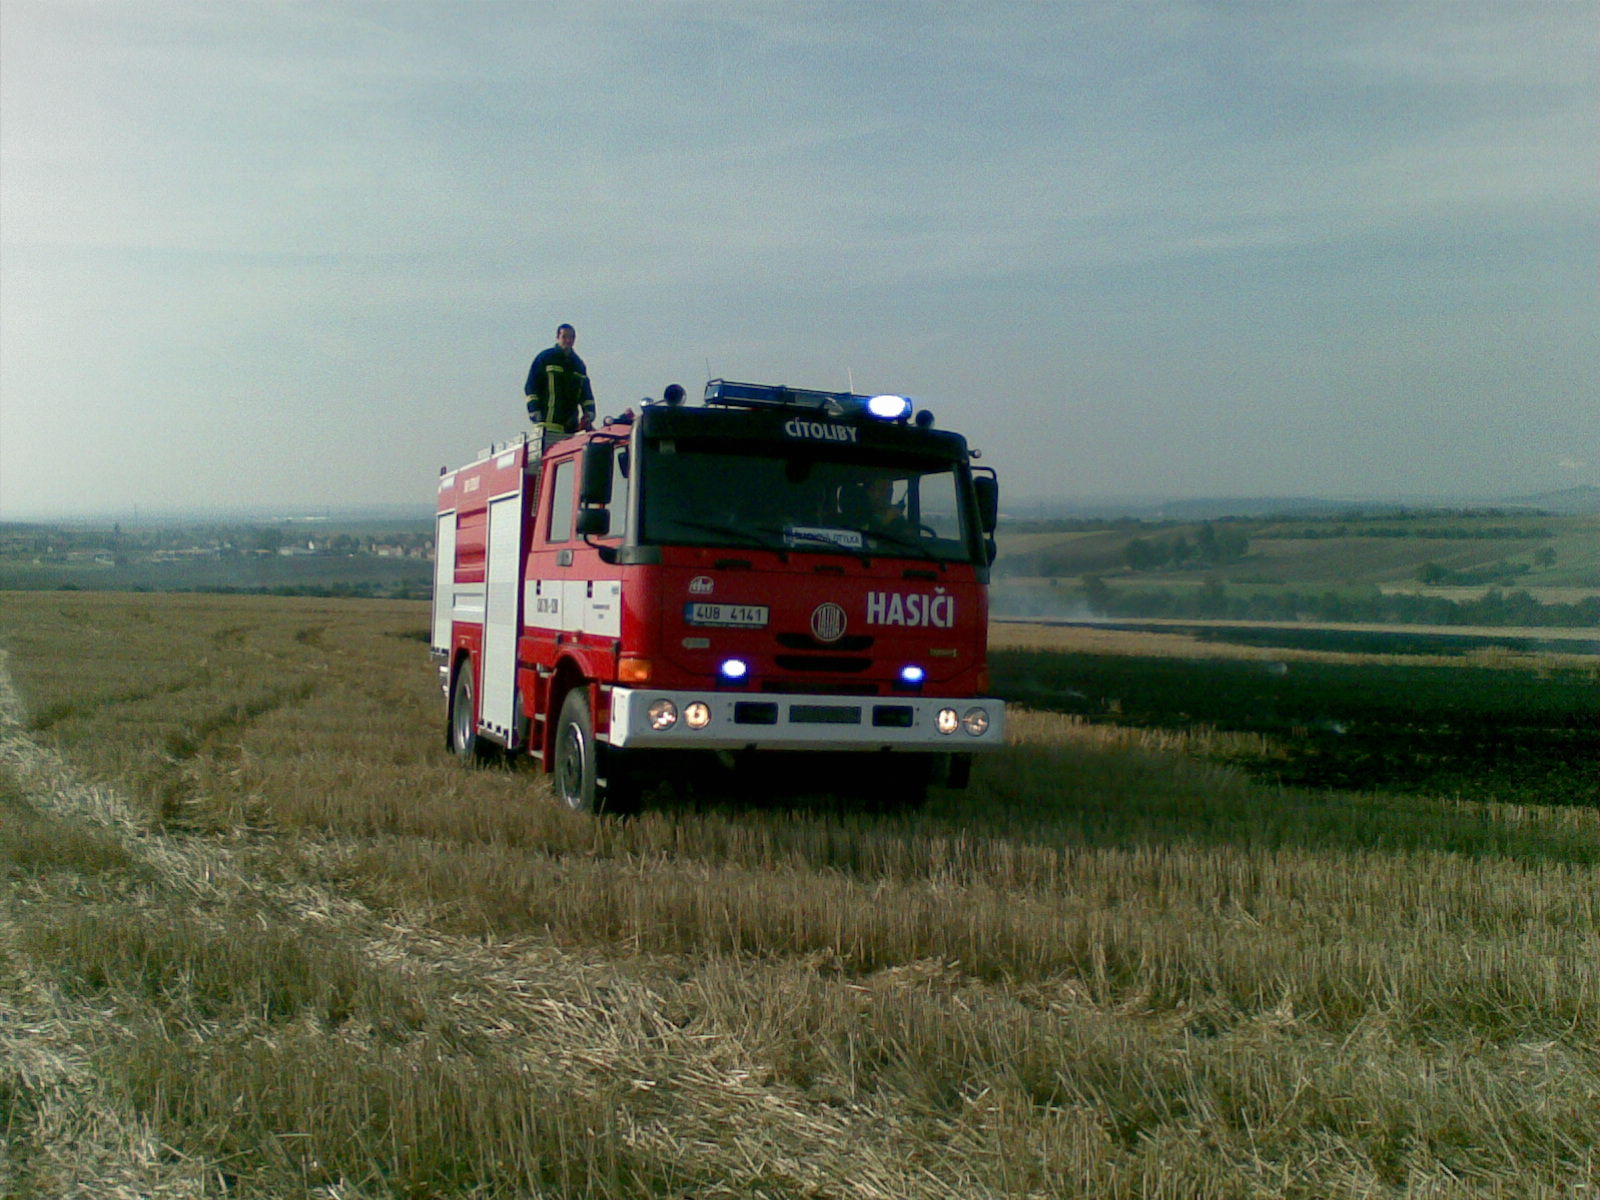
[2,591,1595,1198]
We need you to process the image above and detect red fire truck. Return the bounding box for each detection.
[431,380,1005,812]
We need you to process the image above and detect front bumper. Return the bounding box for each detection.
[607,688,1005,752]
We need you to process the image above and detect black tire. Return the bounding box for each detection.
[449,661,494,763]
[553,689,602,813]
[940,752,973,790]
[598,744,643,815]
[865,754,930,811]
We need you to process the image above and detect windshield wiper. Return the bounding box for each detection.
[865,526,946,562]
[657,518,812,553]
[658,517,760,544]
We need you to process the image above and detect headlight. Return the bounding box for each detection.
[685,702,712,730]
[936,707,960,735]
[962,707,990,737]
[719,658,749,682]
[898,665,926,687]
[648,699,678,730]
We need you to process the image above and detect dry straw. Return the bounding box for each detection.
[1,591,1596,1198]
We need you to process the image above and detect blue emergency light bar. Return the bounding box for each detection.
[704,380,842,411]
[703,379,915,422]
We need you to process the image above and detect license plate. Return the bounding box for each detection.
[685,603,769,628]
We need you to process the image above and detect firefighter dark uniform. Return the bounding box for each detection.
[525,343,595,433]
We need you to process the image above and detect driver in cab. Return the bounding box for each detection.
[841,478,908,538]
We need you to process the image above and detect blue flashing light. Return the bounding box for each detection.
[898,665,926,687]
[867,394,914,421]
[703,379,918,423]
[719,658,750,681]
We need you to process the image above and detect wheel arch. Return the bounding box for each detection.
[540,655,593,770]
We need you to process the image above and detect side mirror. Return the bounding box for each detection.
[580,442,614,506]
[576,507,610,537]
[972,474,999,534]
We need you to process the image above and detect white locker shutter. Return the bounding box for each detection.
[480,491,524,740]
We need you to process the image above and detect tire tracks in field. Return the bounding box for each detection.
[0,649,387,1197]
[0,649,928,1199]
[25,677,198,734]
[0,650,217,1199]
[158,678,321,763]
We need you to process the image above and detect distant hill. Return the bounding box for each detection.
[1004,486,1600,522]
[994,509,1600,597]
[1502,486,1600,516]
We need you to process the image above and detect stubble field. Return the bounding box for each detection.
[1,591,1596,1198]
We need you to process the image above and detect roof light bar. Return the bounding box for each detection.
[704,380,841,411]
[704,379,917,422]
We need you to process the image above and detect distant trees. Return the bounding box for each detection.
[1415,560,1533,587]
[249,526,285,553]
[1122,523,1249,572]
[1123,538,1159,571]
[1081,575,1112,613]
[1072,577,1599,628]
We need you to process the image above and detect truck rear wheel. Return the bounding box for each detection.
[449,661,494,763]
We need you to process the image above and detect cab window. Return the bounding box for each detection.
[607,446,630,541]
[547,459,575,542]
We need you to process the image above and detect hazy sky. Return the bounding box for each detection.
[2,1,1596,518]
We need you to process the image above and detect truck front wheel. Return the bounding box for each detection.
[553,689,603,813]
[553,689,641,814]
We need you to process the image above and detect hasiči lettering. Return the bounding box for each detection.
[865,591,956,628]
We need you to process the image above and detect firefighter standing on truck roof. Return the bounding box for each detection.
[525,323,596,433]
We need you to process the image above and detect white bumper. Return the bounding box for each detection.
[607,688,1005,752]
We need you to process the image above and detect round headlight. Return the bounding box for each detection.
[648,699,678,730]
[685,701,712,730]
[719,658,749,681]
[962,707,989,737]
[899,665,926,686]
[936,707,960,735]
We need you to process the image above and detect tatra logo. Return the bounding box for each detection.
[783,418,859,444]
[866,591,956,628]
[689,576,714,595]
[810,602,848,642]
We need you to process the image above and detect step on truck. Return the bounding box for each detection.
[431,380,1006,812]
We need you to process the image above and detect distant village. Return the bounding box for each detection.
[0,523,433,566]
[0,521,435,598]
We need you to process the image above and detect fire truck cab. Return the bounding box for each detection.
[431,380,1005,812]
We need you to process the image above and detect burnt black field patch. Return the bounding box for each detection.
[992,648,1599,806]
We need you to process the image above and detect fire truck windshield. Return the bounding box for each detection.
[639,439,980,564]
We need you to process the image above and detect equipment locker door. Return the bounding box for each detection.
[480,489,524,743]
[430,509,456,655]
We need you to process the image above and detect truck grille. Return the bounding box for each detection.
[775,633,875,652]
[731,702,914,728]
[774,654,872,673]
